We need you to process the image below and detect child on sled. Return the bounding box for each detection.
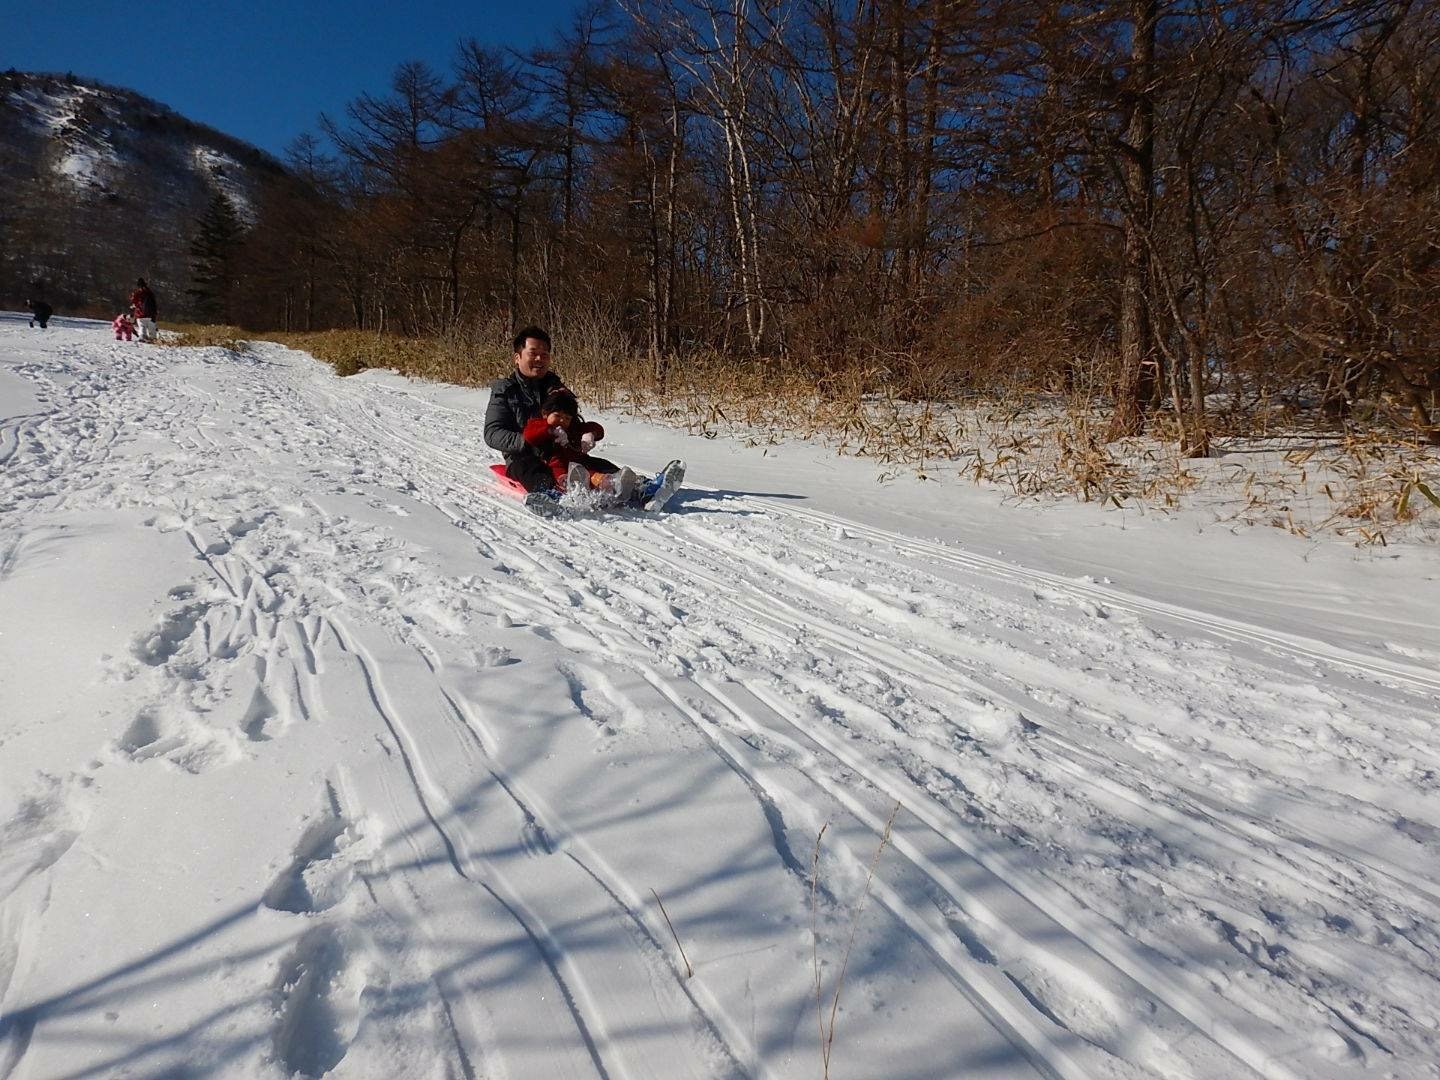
[521,387,636,502]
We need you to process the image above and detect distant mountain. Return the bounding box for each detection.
[0,70,288,319]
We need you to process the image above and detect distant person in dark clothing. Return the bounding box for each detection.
[26,299,52,328]
[129,278,158,342]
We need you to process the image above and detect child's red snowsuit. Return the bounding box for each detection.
[113,314,135,340]
[522,416,606,488]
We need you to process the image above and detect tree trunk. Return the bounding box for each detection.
[508,198,522,329]
[1107,0,1159,442]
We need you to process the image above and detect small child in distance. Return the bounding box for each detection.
[112,313,136,341]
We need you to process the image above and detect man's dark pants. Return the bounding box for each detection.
[505,448,619,492]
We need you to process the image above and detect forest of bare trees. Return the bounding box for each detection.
[226,0,1439,448]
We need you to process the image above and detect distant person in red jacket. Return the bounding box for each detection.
[112,312,136,341]
[521,386,636,499]
[129,278,158,342]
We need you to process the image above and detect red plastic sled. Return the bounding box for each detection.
[488,463,529,496]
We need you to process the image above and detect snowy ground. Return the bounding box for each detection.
[2,313,1438,1080]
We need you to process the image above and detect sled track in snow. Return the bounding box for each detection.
[572,524,1325,1080]
[274,354,1440,1077]
[660,520,1440,895]
[323,615,620,1080]
[279,374,1097,1074]
[767,504,1440,697]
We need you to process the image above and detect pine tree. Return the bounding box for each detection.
[187,193,244,323]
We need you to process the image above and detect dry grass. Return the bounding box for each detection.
[170,323,1438,545]
[163,323,252,351]
[263,328,505,382]
[167,323,513,381]
[1306,435,1440,542]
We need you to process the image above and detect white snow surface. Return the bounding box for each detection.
[54,141,115,189]
[7,85,89,134]
[2,313,1439,1080]
[191,146,257,226]
[8,84,120,191]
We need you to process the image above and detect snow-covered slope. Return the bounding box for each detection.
[1,72,282,314]
[1,314,1438,1079]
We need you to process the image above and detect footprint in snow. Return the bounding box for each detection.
[263,803,377,914]
[239,684,286,742]
[129,602,210,667]
[272,925,368,1079]
[556,659,645,739]
[225,514,268,538]
[113,704,241,774]
[0,774,87,906]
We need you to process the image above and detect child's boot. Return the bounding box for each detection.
[612,467,636,504]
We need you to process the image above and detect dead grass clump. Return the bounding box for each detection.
[1309,434,1440,543]
[165,323,250,351]
[262,328,504,382]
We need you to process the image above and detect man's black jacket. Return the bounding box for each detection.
[483,369,564,462]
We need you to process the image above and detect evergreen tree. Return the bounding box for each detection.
[187,193,244,322]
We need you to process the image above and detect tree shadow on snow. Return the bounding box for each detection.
[2,647,1112,1080]
[0,748,1045,1080]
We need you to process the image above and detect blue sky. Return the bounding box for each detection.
[2,0,589,159]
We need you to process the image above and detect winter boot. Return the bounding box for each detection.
[611,466,637,504]
[643,460,685,513]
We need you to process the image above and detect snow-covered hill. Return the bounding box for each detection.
[2,315,1438,1079]
[0,72,284,316]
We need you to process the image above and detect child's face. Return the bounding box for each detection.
[545,410,573,428]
